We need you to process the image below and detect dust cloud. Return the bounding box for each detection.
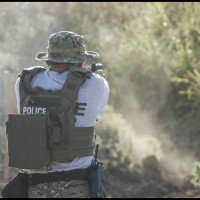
[121,94,195,187]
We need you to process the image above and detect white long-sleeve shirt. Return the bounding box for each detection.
[15,67,110,173]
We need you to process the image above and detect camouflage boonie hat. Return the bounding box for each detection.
[35,31,99,63]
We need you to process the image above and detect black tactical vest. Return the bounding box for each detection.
[5,66,96,169]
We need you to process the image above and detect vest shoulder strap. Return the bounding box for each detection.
[19,66,47,94]
[21,66,46,76]
[61,67,92,103]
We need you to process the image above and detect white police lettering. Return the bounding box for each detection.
[23,107,47,115]
[74,102,87,116]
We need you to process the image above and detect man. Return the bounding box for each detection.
[3,31,109,198]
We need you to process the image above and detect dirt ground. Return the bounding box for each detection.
[104,155,200,198]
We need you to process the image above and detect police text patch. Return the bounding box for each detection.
[23,107,47,115]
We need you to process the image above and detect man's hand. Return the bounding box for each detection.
[94,70,106,78]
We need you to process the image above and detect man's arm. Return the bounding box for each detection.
[15,77,21,114]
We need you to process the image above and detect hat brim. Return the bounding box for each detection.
[35,51,99,64]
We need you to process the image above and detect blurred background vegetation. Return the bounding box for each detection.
[1,1,200,196]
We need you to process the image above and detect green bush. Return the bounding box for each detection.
[191,162,200,187]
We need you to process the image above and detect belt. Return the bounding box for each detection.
[28,168,90,185]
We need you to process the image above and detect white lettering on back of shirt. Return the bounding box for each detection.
[23,107,46,115]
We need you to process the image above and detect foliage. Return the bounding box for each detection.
[171,69,200,100]
[191,162,200,188]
